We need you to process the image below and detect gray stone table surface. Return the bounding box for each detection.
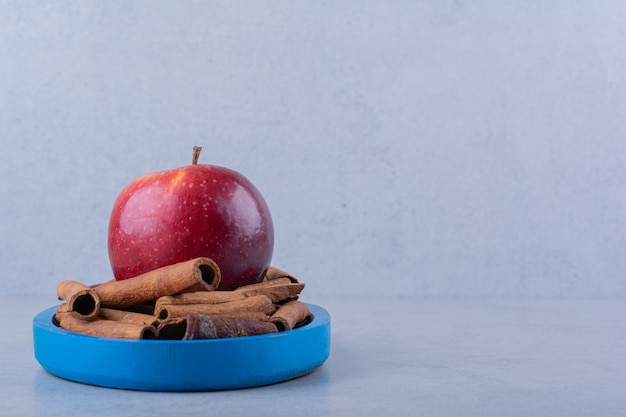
[2,296,625,417]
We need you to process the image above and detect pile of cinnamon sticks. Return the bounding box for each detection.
[54,257,311,340]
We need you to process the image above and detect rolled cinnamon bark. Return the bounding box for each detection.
[155,294,276,320]
[93,257,220,309]
[263,266,299,283]
[157,314,278,340]
[98,307,160,327]
[154,279,304,313]
[155,316,188,340]
[207,311,271,322]
[203,316,278,338]
[154,291,246,314]
[54,305,157,340]
[270,300,311,331]
[234,278,304,303]
[56,280,101,319]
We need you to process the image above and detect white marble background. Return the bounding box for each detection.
[2,1,626,298]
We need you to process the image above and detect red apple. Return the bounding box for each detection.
[107,147,274,290]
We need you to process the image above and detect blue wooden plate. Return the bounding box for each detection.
[33,303,330,391]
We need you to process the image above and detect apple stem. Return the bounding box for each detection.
[192,146,202,165]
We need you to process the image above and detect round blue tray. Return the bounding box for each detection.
[33,303,330,391]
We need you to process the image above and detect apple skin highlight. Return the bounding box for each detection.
[108,164,274,290]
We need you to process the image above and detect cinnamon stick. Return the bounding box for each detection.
[202,316,278,338]
[93,257,220,309]
[155,294,276,320]
[154,291,246,314]
[157,314,278,340]
[234,278,304,303]
[263,266,299,283]
[98,307,160,327]
[153,279,304,313]
[270,300,311,331]
[56,280,101,319]
[200,311,271,322]
[54,305,157,340]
